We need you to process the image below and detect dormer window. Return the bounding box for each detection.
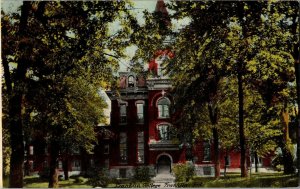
[157,97,170,118]
[128,75,135,87]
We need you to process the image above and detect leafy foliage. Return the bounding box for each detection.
[172,162,195,182]
[134,166,151,182]
[87,168,110,188]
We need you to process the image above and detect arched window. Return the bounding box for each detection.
[157,97,170,118]
[128,75,135,87]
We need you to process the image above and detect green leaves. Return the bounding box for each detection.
[161,1,299,158]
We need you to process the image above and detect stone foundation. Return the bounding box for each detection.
[194,164,215,177]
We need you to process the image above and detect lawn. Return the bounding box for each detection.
[6,176,150,188]
[178,172,299,188]
[3,172,299,188]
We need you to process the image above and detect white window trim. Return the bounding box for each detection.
[155,97,171,107]
[156,97,171,119]
[135,101,145,124]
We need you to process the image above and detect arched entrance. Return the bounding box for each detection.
[156,154,172,173]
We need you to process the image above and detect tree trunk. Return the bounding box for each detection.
[281,109,295,174]
[278,140,295,174]
[238,70,248,177]
[48,141,60,188]
[294,3,300,181]
[63,158,69,180]
[9,95,25,188]
[254,152,259,173]
[212,127,220,178]
[7,2,32,188]
[208,103,220,178]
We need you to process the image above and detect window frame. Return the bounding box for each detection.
[137,132,144,163]
[156,123,175,141]
[128,75,135,87]
[104,144,109,155]
[156,97,171,119]
[203,141,211,162]
[135,101,145,124]
[119,132,128,163]
[72,159,81,171]
[119,103,128,124]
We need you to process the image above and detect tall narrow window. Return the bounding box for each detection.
[120,104,127,124]
[137,103,144,123]
[120,133,127,163]
[137,132,144,163]
[90,158,95,168]
[29,146,34,155]
[58,161,63,169]
[157,124,171,140]
[104,144,109,154]
[157,97,170,118]
[203,141,211,161]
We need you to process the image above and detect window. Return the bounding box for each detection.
[120,104,127,124]
[203,166,212,175]
[58,161,63,169]
[72,160,81,171]
[120,133,127,163]
[203,141,211,161]
[90,159,95,168]
[137,103,144,123]
[104,144,109,154]
[137,132,144,163]
[157,97,170,118]
[29,161,34,170]
[29,146,34,155]
[128,75,135,87]
[157,124,171,141]
[225,155,231,166]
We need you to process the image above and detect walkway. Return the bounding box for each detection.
[151,170,176,188]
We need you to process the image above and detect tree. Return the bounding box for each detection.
[167,0,298,177]
[2,2,32,187]
[2,1,136,187]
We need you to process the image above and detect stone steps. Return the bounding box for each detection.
[151,173,176,188]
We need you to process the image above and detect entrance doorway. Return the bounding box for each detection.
[157,155,171,173]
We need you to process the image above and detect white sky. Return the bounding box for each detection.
[1,0,190,71]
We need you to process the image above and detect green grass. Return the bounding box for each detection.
[23,176,92,188]
[3,172,298,188]
[22,176,149,188]
[178,172,299,188]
